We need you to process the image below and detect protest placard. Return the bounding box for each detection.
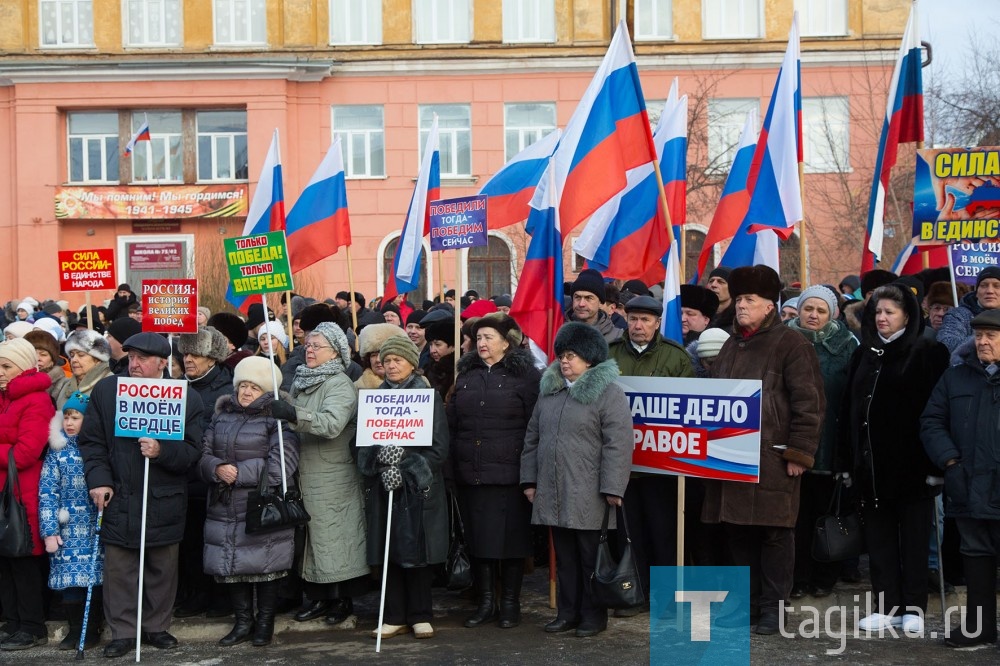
[617,376,762,483]
[948,241,1000,286]
[58,248,116,291]
[224,230,293,295]
[429,194,488,251]
[141,279,198,333]
[114,377,188,441]
[356,389,435,447]
[914,147,1000,245]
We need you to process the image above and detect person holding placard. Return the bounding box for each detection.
[358,336,449,640]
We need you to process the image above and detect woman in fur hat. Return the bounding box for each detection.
[56,329,113,409]
[355,323,408,391]
[24,329,68,403]
[521,322,633,638]
[448,314,540,629]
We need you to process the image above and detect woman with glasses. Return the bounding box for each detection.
[269,322,369,629]
[521,322,633,638]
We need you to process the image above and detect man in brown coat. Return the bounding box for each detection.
[701,265,825,635]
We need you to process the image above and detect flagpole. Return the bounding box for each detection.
[917,140,930,270]
[799,163,808,285]
[285,290,294,351]
[438,252,445,304]
[454,249,462,378]
[346,246,360,351]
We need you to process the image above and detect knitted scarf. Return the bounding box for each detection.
[292,358,345,392]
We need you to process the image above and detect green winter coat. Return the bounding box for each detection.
[609,331,694,379]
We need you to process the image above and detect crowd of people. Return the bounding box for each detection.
[0,262,998,654]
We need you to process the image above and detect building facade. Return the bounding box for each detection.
[0,0,911,312]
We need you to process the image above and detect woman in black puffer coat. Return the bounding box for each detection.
[447,314,540,629]
[198,356,299,648]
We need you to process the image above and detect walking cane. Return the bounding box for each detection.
[927,475,947,618]
[76,506,105,660]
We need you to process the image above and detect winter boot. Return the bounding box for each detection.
[219,583,255,647]
[498,558,524,628]
[945,555,998,647]
[58,603,82,651]
[464,560,498,628]
[252,580,279,647]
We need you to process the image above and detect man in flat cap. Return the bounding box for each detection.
[608,295,694,616]
[79,332,204,658]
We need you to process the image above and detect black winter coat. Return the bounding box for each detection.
[79,375,204,548]
[842,291,949,507]
[921,341,1000,520]
[447,347,540,487]
[188,364,234,434]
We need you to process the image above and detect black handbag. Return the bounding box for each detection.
[0,450,34,558]
[589,504,645,610]
[245,464,311,535]
[445,492,472,590]
[812,478,865,562]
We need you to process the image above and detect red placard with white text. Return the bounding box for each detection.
[141,279,198,333]
[58,248,116,292]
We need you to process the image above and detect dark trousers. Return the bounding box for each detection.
[551,526,606,629]
[0,555,47,637]
[725,523,795,612]
[793,474,842,589]
[103,543,179,639]
[620,477,677,591]
[177,491,214,606]
[383,564,433,626]
[862,497,933,613]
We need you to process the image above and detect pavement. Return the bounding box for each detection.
[2,567,998,665]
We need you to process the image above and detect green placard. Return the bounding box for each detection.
[224,230,294,296]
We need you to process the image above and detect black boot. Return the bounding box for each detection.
[58,603,82,651]
[464,560,498,628]
[252,580,279,647]
[946,555,998,647]
[219,583,255,647]
[498,558,523,628]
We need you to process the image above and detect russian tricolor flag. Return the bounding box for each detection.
[695,109,759,282]
[862,4,923,271]
[510,160,564,368]
[226,130,286,311]
[123,114,151,157]
[743,14,803,240]
[384,116,440,301]
[572,78,686,284]
[479,129,560,229]
[553,20,658,236]
[286,138,352,274]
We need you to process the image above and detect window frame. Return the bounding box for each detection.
[213,0,267,47]
[706,97,759,174]
[124,0,183,47]
[419,104,472,179]
[129,112,184,184]
[329,0,382,45]
[502,0,555,44]
[795,0,848,38]
[702,0,763,40]
[801,96,851,174]
[632,0,674,42]
[195,110,249,183]
[413,0,471,44]
[503,102,557,162]
[67,111,119,184]
[332,105,386,179]
[39,0,95,49]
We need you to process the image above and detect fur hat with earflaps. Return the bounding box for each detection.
[471,313,524,348]
[233,356,281,395]
[64,328,111,362]
[554,321,609,366]
[177,326,230,362]
[358,323,409,357]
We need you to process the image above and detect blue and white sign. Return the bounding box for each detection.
[429,195,488,252]
[949,241,1000,286]
[114,378,188,441]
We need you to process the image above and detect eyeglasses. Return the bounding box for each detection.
[557,351,579,362]
[303,343,333,352]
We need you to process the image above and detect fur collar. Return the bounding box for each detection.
[539,358,620,405]
[49,413,68,451]
[213,390,290,417]
[456,346,535,376]
[355,369,384,390]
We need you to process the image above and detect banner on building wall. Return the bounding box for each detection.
[141,279,198,333]
[949,241,1000,286]
[57,248,116,291]
[616,376,762,484]
[914,147,1000,245]
[429,195,489,251]
[114,378,188,440]
[54,184,249,220]
[224,231,293,295]
[128,242,183,271]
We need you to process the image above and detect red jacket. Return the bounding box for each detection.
[0,368,55,556]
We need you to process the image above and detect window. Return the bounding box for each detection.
[796,0,847,37]
[504,103,556,161]
[683,229,710,282]
[468,236,512,297]
[332,105,385,178]
[703,0,762,39]
[420,105,471,178]
[196,111,249,181]
[503,0,554,43]
[707,98,758,172]
[214,0,266,46]
[633,0,673,41]
[68,112,119,183]
[414,0,470,44]
[383,237,429,301]
[125,0,182,46]
[802,97,849,173]
[130,112,183,183]
[330,0,381,44]
[40,0,94,47]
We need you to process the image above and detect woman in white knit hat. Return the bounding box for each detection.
[256,321,288,368]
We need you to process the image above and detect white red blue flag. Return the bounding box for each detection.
[862,3,923,271]
[478,129,560,229]
[384,116,440,301]
[123,114,151,157]
[285,138,352,274]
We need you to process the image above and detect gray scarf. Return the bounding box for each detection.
[292,358,345,392]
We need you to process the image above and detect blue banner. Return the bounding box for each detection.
[429,194,488,252]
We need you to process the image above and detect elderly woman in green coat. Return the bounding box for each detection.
[270,322,368,627]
